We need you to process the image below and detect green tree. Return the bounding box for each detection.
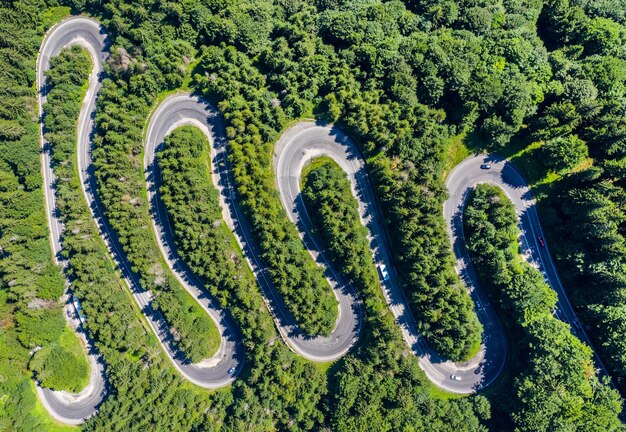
[542,134,588,172]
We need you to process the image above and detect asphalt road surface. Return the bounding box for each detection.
[445,155,612,383]
[36,17,242,424]
[37,18,611,421]
[153,95,363,362]
[143,95,244,385]
[274,123,507,393]
[36,16,108,425]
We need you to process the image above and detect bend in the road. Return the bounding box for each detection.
[153,94,362,363]
[143,95,244,386]
[445,154,613,384]
[274,122,507,393]
[36,15,108,425]
[40,18,597,406]
[38,20,243,428]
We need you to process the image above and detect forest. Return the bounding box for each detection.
[464,184,621,430]
[301,157,379,302]
[2,0,626,430]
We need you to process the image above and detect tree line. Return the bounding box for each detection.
[464,184,622,431]
[301,157,378,305]
[157,113,490,431]
[0,4,94,429]
[39,44,217,430]
[35,45,95,393]
[3,0,626,429]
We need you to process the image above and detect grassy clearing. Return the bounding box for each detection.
[30,382,79,432]
[462,132,590,190]
[442,132,471,179]
[58,325,90,390]
[40,7,71,31]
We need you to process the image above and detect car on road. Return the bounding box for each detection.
[228,367,236,375]
[378,264,390,282]
[450,374,461,381]
[537,236,545,247]
[480,163,492,169]
[573,319,582,330]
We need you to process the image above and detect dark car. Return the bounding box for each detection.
[480,164,491,169]
[537,236,545,247]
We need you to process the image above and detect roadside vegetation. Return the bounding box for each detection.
[464,184,622,430]
[0,6,92,426]
[527,0,626,395]
[3,0,626,429]
[301,158,377,303]
[157,126,490,431]
[90,40,219,363]
[35,45,93,392]
[157,125,329,429]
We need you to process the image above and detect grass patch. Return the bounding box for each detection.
[30,381,79,432]
[58,324,90,390]
[442,132,471,179]
[426,383,466,400]
[300,156,335,188]
[40,7,71,31]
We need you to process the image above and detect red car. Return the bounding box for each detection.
[538,236,545,247]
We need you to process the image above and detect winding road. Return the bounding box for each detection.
[35,15,611,424]
[445,155,612,382]
[274,123,507,393]
[36,16,107,425]
[147,95,362,362]
[37,17,243,424]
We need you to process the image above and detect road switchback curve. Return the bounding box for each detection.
[36,16,107,425]
[150,95,363,363]
[36,17,243,424]
[37,18,608,418]
[445,155,612,384]
[274,123,508,393]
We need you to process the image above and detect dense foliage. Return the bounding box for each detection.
[192,1,483,361]
[464,184,622,431]
[0,4,95,427]
[197,48,339,336]
[526,0,626,394]
[36,45,95,392]
[40,44,221,430]
[301,158,378,297]
[158,125,329,429]
[157,120,490,432]
[298,158,490,429]
[3,0,626,428]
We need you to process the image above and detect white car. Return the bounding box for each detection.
[228,367,236,375]
[450,374,461,381]
[378,264,390,282]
